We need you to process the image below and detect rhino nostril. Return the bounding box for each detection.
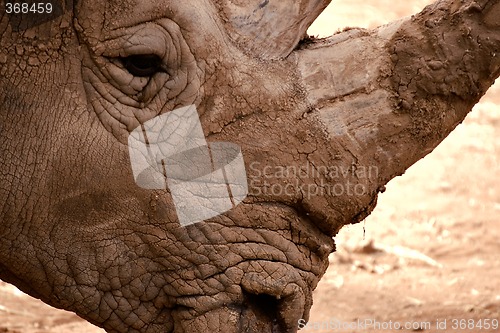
[239,265,310,332]
[240,286,305,333]
[240,289,305,333]
[240,291,283,332]
[245,292,280,319]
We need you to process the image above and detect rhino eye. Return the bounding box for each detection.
[121,54,163,77]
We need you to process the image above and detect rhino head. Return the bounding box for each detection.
[1,0,499,332]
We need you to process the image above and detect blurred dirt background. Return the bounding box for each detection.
[1,1,499,332]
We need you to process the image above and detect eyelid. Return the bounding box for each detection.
[106,61,149,94]
[99,25,169,59]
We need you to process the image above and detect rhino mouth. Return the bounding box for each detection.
[155,202,336,332]
[170,259,313,333]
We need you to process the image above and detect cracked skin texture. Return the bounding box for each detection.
[0,1,343,332]
[1,0,500,332]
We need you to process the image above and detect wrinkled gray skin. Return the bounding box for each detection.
[0,1,341,332]
[1,0,499,332]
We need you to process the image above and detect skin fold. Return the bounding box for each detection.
[1,0,499,332]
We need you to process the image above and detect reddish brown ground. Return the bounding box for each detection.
[1,1,499,332]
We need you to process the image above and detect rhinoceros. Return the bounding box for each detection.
[1,0,499,332]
